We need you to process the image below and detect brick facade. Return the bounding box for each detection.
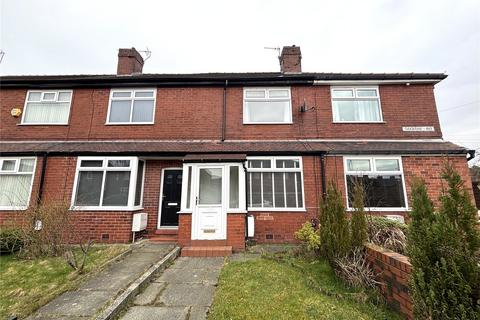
[0,84,442,142]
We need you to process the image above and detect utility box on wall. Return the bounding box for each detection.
[132,212,148,232]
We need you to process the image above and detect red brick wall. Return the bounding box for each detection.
[226,213,245,251]
[0,84,442,141]
[178,214,192,247]
[366,244,413,319]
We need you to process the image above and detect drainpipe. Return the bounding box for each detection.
[242,161,249,239]
[320,153,327,200]
[221,80,228,142]
[36,152,48,205]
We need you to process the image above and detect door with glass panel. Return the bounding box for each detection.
[192,166,226,240]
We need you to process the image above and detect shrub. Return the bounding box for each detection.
[334,248,379,289]
[407,163,480,319]
[367,216,407,254]
[319,182,350,262]
[295,221,321,253]
[350,181,367,249]
[0,228,24,253]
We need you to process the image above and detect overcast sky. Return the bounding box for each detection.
[1,0,479,159]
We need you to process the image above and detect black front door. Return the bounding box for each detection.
[160,169,182,227]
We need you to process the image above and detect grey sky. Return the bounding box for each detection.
[1,0,479,157]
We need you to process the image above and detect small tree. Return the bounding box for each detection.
[407,163,480,320]
[320,182,350,262]
[350,180,367,249]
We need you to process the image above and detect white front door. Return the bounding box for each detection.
[192,165,226,240]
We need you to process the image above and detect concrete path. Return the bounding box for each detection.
[28,242,175,320]
[121,257,225,320]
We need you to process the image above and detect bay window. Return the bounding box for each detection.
[72,157,145,210]
[0,157,36,209]
[331,87,382,122]
[344,156,407,210]
[22,90,72,124]
[243,88,292,124]
[247,157,304,210]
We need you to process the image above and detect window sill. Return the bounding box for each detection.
[104,122,154,126]
[243,122,293,125]
[346,207,409,212]
[17,123,69,126]
[70,206,144,212]
[0,206,28,211]
[332,121,386,124]
[248,208,307,212]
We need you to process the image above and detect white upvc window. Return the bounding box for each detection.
[180,163,246,213]
[344,156,408,211]
[246,156,304,211]
[107,89,156,124]
[71,157,145,211]
[331,87,383,122]
[22,90,72,125]
[0,157,36,210]
[243,87,292,124]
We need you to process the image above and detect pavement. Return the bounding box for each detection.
[120,257,225,320]
[27,242,176,320]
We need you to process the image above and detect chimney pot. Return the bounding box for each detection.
[279,45,302,73]
[117,47,144,75]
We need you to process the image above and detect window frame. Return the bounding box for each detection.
[0,157,37,210]
[343,156,408,211]
[246,156,305,212]
[243,87,293,124]
[21,90,73,125]
[71,156,145,211]
[106,88,157,125]
[331,86,384,123]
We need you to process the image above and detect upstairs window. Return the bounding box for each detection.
[107,89,156,124]
[344,156,407,210]
[22,90,72,124]
[331,87,382,122]
[246,157,304,210]
[72,157,145,210]
[0,157,36,209]
[243,88,292,124]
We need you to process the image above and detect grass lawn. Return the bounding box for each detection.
[209,255,402,320]
[0,245,129,319]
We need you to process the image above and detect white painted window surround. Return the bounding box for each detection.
[22,90,73,125]
[0,157,36,210]
[71,157,145,211]
[344,156,408,211]
[331,87,383,123]
[243,87,292,124]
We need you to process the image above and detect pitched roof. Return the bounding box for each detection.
[0,140,466,156]
[0,72,447,88]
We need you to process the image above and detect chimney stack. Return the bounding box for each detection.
[117,48,144,75]
[279,45,302,73]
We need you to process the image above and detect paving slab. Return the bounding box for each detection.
[168,256,224,270]
[27,242,176,320]
[159,283,216,307]
[121,306,188,320]
[32,290,112,318]
[155,267,220,284]
[133,282,166,306]
[188,306,209,320]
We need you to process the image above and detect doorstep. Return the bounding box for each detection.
[181,246,232,257]
[149,229,178,243]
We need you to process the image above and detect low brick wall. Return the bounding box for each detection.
[365,243,413,319]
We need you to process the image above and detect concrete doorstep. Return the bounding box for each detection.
[27,242,180,320]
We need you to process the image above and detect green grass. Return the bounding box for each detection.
[0,245,129,319]
[209,255,402,320]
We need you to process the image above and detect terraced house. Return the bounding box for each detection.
[0,46,474,256]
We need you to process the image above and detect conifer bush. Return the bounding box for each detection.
[407,163,480,319]
[319,182,351,262]
[350,181,367,249]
